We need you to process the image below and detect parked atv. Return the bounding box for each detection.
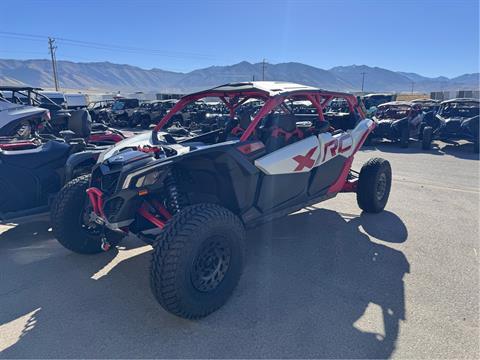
[87,100,114,123]
[52,81,392,319]
[429,98,479,153]
[130,100,170,129]
[0,109,126,220]
[0,86,124,144]
[0,97,50,139]
[107,98,140,127]
[367,101,432,149]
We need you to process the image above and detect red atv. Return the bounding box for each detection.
[52,82,392,319]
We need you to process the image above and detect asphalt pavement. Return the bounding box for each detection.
[0,140,478,358]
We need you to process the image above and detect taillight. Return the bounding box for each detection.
[236,141,265,154]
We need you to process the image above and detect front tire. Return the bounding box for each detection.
[51,175,124,254]
[357,158,392,213]
[400,126,409,148]
[421,126,433,150]
[150,203,245,319]
[141,116,151,129]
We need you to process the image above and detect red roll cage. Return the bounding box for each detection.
[153,82,365,142]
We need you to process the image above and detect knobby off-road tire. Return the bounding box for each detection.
[150,203,246,319]
[400,126,409,148]
[51,175,124,254]
[421,126,433,150]
[141,116,151,129]
[357,158,392,213]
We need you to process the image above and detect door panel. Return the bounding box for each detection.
[254,136,320,175]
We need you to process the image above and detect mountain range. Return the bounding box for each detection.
[0,59,478,94]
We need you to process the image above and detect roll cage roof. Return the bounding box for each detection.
[378,101,414,107]
[440,98,479,105]
[0,85,60,108]
[153,81,364,142]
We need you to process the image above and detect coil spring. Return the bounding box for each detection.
[165,170,184,214]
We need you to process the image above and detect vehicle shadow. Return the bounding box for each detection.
[362,140,444,156]
[363,140,478,160]
[0,208,409,359]
[439,142,479,160]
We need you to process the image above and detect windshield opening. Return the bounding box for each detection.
[439,103,479,118]
[376,106,411,120]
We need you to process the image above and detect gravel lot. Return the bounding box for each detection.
[0,140,478,359]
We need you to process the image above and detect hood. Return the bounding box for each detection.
[373,116,408,124]
[97,131,192,163]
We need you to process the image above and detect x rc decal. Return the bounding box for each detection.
[293,146,318,171]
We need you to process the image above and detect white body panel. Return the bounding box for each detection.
[65,94,90,108]
[0,101,46,129]
[97,131,191,163]
[255,119,373,175]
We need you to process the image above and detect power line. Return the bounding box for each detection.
[0,31,212,60]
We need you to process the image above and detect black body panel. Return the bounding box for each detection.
[255,172,309,212]
[308,156,347,197]
[0,141,70,213]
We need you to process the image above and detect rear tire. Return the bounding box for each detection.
[150,203,245,319]
[141,116,151,129]
[421,126,433,150]
[400,126,409,148]
[51,175,124,254]
[357,158,392,213]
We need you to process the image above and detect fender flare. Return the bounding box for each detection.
[65,150,102,182]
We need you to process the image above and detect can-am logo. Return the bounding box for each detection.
[322,134,353,162]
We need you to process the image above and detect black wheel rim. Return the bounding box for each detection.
[376,172,387,201]
[191,237,231,292]
[79,199,101,236]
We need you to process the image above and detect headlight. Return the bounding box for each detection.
[122,168,163,189]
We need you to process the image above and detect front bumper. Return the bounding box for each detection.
[371,120,404,140]
[436,119,478,141]
[86,186,171,232]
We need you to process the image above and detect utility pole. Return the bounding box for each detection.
[262,58,266,81]
[411,81,415,94]
[48,37,59,91]
[360,72,367,92]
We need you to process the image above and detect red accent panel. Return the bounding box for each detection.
[0,141,38,151]
[293,146,318,171]
[86,187,106,217]
[88,131,125,144]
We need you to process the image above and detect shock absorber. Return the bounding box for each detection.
[164,169,185,214]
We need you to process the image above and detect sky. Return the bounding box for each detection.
[0,0,478,78]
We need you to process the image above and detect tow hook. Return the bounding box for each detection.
[101,236,111,252]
